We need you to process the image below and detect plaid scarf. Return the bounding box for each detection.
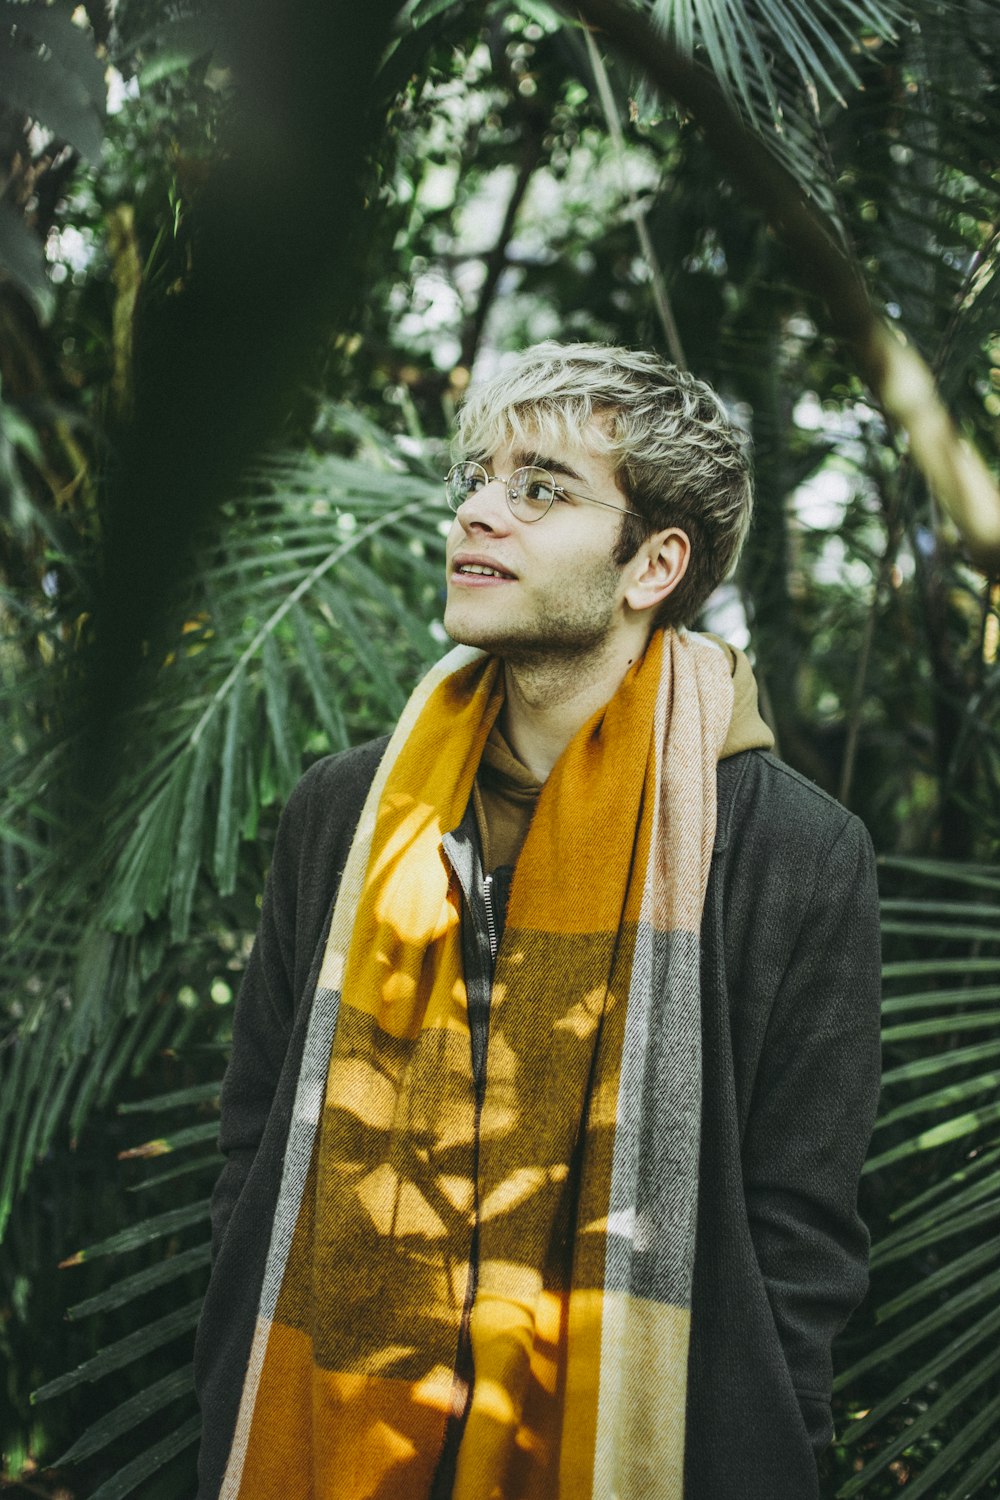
[221,627,734,1500]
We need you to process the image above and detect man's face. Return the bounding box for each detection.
[443,424,636,663]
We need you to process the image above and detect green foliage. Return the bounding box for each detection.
[17,1076,213,1499]
[650,0,903,125]
[830,860,1000,1498]
[1,428,448,1242]
[2,0,1000,1492]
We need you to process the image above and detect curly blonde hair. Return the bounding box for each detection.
[455,342,753,626]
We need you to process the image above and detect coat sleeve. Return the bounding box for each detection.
[205,737,389,1269]
[740,811,882,1454]
[208,772,313,1261]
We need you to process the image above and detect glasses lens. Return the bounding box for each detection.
[507,467,556,519]
[445,462,487,511]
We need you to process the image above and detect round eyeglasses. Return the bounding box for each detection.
[444,460,642,524]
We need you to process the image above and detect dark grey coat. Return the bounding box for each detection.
[194,739,881,1500]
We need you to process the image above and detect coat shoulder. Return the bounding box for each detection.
[754,750,855,815]
[289,734,390,814]
[278,735,390,849]
[274,735,391,935]
[720,748,869,856]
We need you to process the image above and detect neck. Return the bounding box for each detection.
[499,627,653,782]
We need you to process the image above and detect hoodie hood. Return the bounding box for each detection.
[698,632,775,759]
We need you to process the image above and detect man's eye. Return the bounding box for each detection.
[523,477,556,503]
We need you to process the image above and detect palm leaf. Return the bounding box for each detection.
[635,0,903,168]
[0,421,449,1237]
[31,1075,216,1497]
[9,414,449,1487]
[0,0,107,315]
[65,1245,213,1322]
[0,5,105,162]
[835,857,1000,1496]
[56,1367,195,1467]
[86,1415,202,1500]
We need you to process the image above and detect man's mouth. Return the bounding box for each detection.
[451,555,517,582]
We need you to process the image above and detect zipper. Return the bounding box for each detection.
[482,873,498,964]
[432,842,491,1496]
[438,862,493,1484]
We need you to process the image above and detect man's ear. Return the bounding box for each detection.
[623,527,691,615]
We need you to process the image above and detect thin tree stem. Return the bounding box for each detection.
[459,124,545,371]
[582,21,687,368]
[838,552,889,808]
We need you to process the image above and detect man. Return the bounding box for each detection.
[194,343,881,1500]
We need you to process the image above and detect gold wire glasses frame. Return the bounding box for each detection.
[444,461,643,524]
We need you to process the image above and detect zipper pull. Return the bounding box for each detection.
[483,873,498,962]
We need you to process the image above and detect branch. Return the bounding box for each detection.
[459,34,550,372]
[838,519,902,808]
[582,22,686,367]
[459,119,545,371]
[568,0,1000,576]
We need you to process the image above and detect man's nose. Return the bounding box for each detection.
[458,477,511,531]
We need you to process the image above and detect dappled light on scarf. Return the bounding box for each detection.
[454,1268,546,1500]
[371,796,450,943]
[355,1162,452,1240]
[479,1161,571,1224]
[362,802,464,1035]
[554,984,614,1040]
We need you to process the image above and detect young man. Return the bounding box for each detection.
[194,343,882,1500]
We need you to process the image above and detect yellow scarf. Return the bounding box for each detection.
[221,627,735,1499]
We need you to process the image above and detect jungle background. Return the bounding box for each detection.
[2,0,1000,1495]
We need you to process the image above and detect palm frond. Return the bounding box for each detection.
[86,1416,202,1500]
[32,1080,217,1498]
[33,1301,203,1401]
[835,857,1000,1497]
[650,0,903,127]
[621,0,1000,422]
[0,423,449,1236]
[56,1367,195,1467]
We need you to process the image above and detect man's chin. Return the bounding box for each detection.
[443,605,507,652]
[444,615,526,657]
[444,623,507,652]
[443,606,611,663]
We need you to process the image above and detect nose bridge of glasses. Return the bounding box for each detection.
[472,470,514,517]
[483,470,511,500]
[451,464,512,521]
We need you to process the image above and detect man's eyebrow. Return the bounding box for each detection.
[511,451,588,485]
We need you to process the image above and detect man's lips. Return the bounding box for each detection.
[450,552,517,584]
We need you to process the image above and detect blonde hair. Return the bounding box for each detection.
[455,341,753,626]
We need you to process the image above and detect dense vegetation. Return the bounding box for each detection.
[2,0,999,1495]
